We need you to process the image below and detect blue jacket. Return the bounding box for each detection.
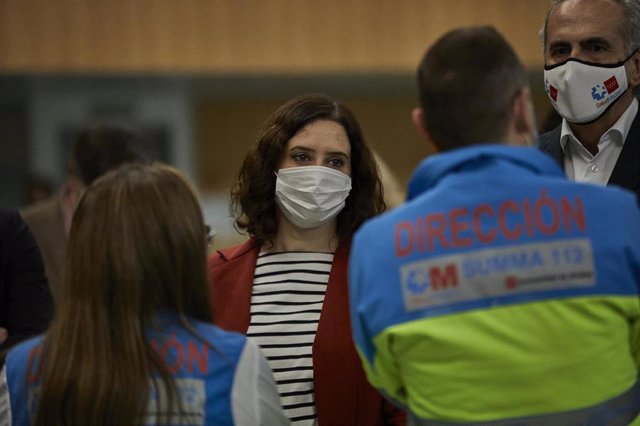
[349,145,640,424]
[1,313,286,425]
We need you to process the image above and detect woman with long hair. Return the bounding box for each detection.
[209,94,404,425]
[0,163,286,426]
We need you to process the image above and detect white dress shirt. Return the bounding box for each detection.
[560,97,638,185]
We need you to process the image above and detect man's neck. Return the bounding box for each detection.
[59,178,85,236]
[266,215,339,253]
[568,90,634,155]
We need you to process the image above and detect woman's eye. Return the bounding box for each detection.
[328,158,345,168]
[293,152,310,162]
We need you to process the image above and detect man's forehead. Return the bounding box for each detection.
[547,0,625,44]
[551,0,622,17]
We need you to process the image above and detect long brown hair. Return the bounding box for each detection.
[33,163,212,425]
[232,94,386,245]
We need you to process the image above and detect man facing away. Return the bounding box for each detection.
[21,124,147,304]
[349,26,640,424]
[539,0,640,197]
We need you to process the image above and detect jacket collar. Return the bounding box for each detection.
[608,108,640,192]
[407,145,564,200]
[216,238,259,261]
[539,126,564,167]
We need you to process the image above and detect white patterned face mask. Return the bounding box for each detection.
[275,166,351,230]
[543,54,634,124]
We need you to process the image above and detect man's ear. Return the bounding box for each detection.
[627,50,640,88]
[412,107,442,152]
[513,87,535,135]
[508,86,538,147]
[65,177,86,198]
[412,107,431,141]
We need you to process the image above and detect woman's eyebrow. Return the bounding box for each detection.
[288,146,315,152]
[326,151,350,158]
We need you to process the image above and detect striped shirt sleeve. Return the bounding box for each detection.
[0,366,12,426]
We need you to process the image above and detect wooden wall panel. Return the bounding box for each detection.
[195,89,556,193]
[197,98,429,193]
[0,0,550,73]
[197,100,278,191]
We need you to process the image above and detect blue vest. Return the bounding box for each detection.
[5,314,247,425]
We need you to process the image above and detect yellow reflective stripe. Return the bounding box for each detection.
[370,296,640,420]
[409,379,640,425]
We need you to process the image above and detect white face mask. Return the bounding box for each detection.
[275,166,352,230]
[543,56,631,124]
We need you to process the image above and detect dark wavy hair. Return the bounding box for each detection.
[232,94,386,245]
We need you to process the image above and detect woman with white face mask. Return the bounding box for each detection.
[208,94,403,425]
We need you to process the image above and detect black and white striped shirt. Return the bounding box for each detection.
[247,251,333,425]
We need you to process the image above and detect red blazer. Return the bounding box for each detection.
[208,238,403,426]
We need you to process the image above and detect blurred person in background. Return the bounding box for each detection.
[350,26,640,424]
[0,210,51,356]
[21,124,147,303]
[1,163,287,426]
[208,94,404,425]
[22,175,54,206]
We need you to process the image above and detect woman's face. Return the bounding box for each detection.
[279,120,352,176]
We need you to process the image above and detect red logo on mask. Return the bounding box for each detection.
[549,85,558,101]
[604,76,619,94]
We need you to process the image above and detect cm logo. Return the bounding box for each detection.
[406,268,430,294]
[405,263,458,295]
[430,264,459,291]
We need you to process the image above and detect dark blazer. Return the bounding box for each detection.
[208,238,404,426]
[21,196,67,304]
[538,110,640,198]
[0,210,52,354]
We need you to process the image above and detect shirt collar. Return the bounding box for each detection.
[560,97,639,152]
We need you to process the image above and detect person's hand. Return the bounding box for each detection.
[0,327,7,345]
